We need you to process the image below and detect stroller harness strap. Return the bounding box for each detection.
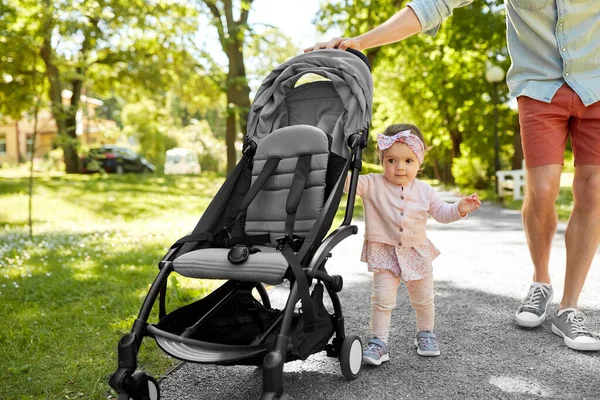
[238,157,281,215]
[208,157,281,250]
[285,154,312,239]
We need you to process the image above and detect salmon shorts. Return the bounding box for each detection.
[517,84,600,168]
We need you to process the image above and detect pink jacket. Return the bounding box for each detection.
[345,174,464,248]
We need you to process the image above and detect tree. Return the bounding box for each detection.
[2,0,202,173]
[197,1,300,172]
[199,0,254,172]
[0,1,43,123]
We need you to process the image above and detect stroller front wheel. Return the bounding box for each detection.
[339,335,362,380]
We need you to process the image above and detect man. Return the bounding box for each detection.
[305,0,600,351]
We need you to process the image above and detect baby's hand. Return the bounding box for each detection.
[458,193,481,216]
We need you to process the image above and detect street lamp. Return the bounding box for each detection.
[486,64,505,189]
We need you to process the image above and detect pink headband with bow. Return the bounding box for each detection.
[377,130,425,164]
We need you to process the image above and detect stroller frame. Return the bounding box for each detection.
[109,48,373,400]
[110,135,366,400]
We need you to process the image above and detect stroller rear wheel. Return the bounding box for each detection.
[339,335,362,380]
[143,376,160,400]
[117,371,160,400]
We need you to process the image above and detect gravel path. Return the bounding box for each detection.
[157,191,600,399]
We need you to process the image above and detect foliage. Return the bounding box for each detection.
[121,100,178,168]
[362,161,384,175]
[315,0,517,185]
[0,0,43,119]
[1,0,214,172]
[451,155,490,190]
[245,27,300,93]
[169,120,228,173]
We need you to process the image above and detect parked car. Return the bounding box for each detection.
[164,148,201,175]
[81,145,155,174]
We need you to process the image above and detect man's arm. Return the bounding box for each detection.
[304,0,473,52]
[305,7,421,52]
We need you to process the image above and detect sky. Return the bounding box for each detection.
[199,0,341,65]
[248,0,341,47]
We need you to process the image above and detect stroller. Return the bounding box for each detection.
[109,48,373,400]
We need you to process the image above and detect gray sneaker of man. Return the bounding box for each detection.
[551,308,600,351]
[515,282,553,327]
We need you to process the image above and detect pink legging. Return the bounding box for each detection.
[371,269,435,343]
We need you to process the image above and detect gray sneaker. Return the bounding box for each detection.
[362,337,389,366]
[551,308,600,351]
[515,282,553,327]
[414,331,440,357]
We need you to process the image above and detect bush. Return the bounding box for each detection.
[38,148,65,172]
[451,156,490,190]
[362,161,383,175]
[168,122,227,173]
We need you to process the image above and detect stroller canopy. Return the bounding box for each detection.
[247,49,373,159]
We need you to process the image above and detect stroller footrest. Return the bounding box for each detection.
[148,325,268,364]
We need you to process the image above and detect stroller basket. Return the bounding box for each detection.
[152,280,335,366]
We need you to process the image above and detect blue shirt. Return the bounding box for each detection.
[407,0,600,106]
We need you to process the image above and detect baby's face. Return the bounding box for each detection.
[382,142,420,186]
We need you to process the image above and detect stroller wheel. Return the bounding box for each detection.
[339,335,362,380]
[145,376,160,400]
[254,283,271,309]
[124,372,160,400]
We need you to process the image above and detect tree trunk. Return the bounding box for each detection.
[512,117,524,170]
[432,159,442,181]
[224,38,251,173]
[448,130,462,184]
[225,103,237,172]
[15,121,23,163]
[40,20,81,173]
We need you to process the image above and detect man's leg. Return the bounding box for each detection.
[551,166,600,351]
[522,165,563,284]
[562,165,600,308]
[515,165,561,327]
[515,88,569,327]
[550,87,600,351]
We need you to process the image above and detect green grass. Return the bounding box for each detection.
[0,172,228,400]
[0,171,360,399]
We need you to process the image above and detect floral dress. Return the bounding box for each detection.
[360,239,440,282]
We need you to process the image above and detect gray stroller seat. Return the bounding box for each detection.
[173,125,329,285]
